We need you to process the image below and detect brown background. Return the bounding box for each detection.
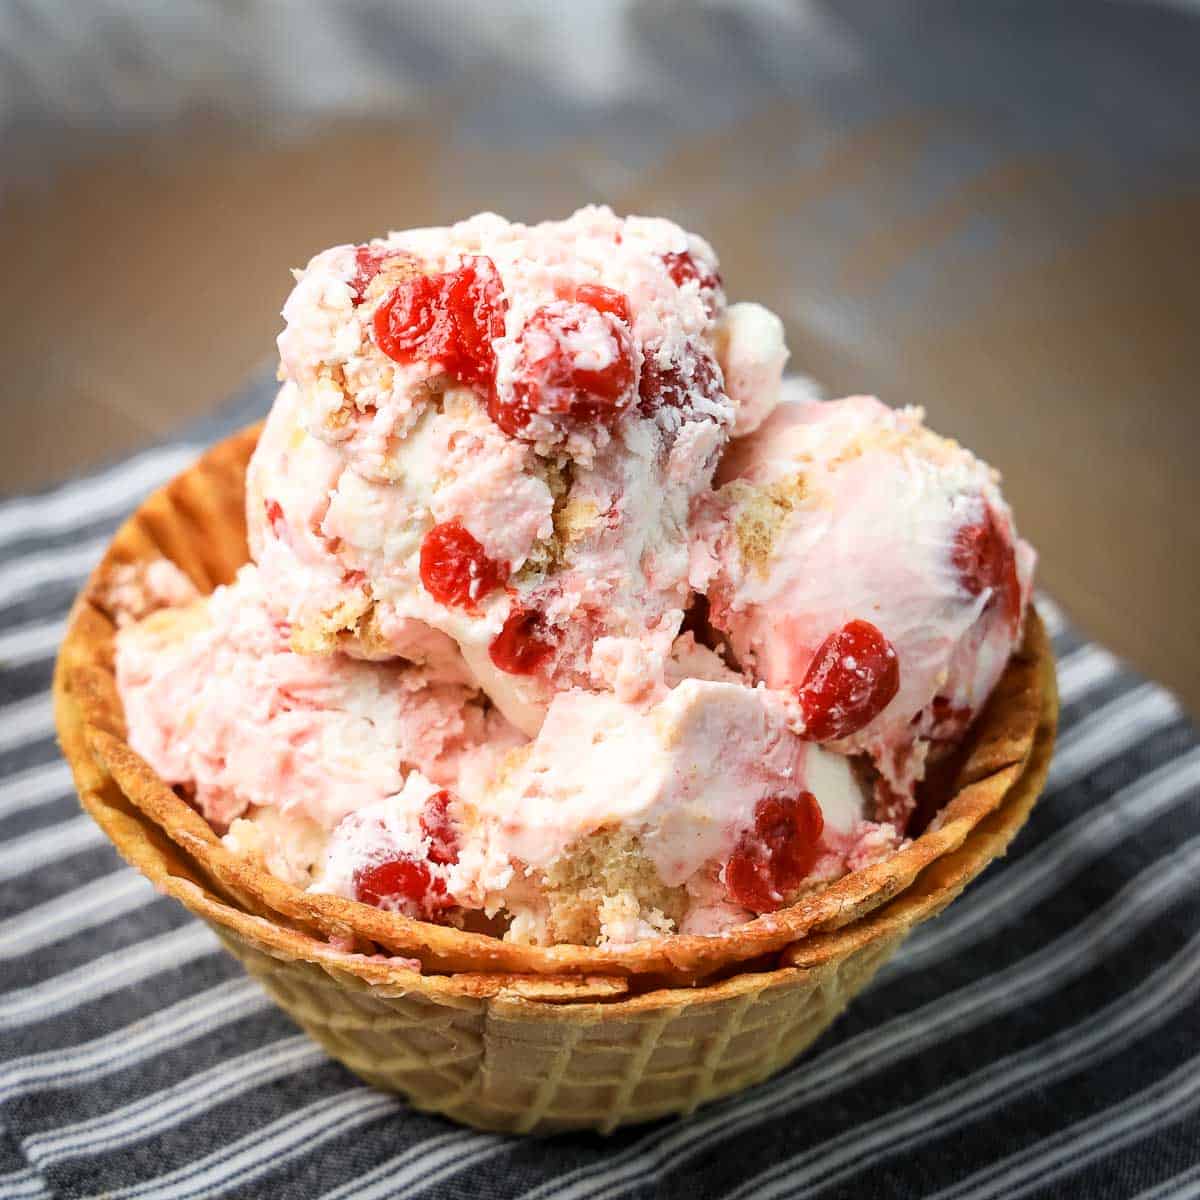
[3,2,1198,713]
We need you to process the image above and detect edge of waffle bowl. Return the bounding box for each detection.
[54,424,1054,986]
[54,603,1058,1134]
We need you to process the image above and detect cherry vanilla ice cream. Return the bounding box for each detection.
[692,387,1035,826]
[252,206,788,736]
[112,208,1033,947]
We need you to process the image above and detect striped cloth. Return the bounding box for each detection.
[2,394,1199,1200]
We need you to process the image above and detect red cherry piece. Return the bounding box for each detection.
[798,619,901,742]
[349,245,387,304]
[373,256,506,388]
[487,377,533,439]
[420,790,460,866]
[575,283,632,324]
[724,792,825,913]
[489,606,555,675]
[489,302,636,439]
[661,250,722,290]
[373,272,446,364]
[353,855,449,917]
[638,340,723,417]
[264,498,286,538]
[444,256,507,387]
[952,506,1021,629]
[419,519,506,609]
[661,250,723,314]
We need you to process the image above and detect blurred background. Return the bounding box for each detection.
[2,0,1198,712]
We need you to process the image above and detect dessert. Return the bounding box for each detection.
[109,207,1034,949]
[115,565,521,886]
[692,389,1035,827]
[115,564,900,943]
[254,207,787,736]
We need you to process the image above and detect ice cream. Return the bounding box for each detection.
[115,568,898,939]
[111,207,1034,949]
[457,676,898,945]
[101,559,200,626]
[115,565,522,887]
[252,207,789,735]
[691,388,1035,823]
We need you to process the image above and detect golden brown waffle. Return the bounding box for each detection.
[56,588,1056,1133]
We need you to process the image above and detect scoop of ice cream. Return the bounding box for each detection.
[692,389,1035,821]
[455,676,901,941]
[114,559,902,943]
[114,565,522,839]
[252,207,791,734]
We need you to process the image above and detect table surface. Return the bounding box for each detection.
[2,0,1198,715]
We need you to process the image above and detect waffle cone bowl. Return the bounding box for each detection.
[54,427,1057,1134]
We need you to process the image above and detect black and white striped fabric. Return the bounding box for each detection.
[2,391,1199,1200]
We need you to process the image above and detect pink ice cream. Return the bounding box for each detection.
[250,207,789,735]
[111,208,1036,949]
[692,388,1035,822]
[473,680,861,885]
[115,565,522,884]
[260,634,899,942]
[113,564,900,939]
